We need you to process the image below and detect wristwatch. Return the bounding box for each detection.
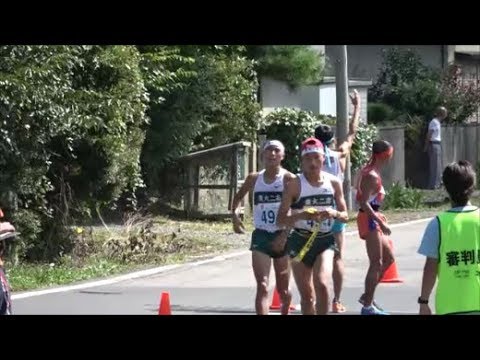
[417,297,429,304]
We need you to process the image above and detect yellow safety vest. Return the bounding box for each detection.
[436,208,480,315]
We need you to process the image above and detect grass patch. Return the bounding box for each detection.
[7,256,133,292]
[7,214,248,292]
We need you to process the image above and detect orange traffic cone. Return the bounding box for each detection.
[380,239,403,283]
[269,287,282,310]
[158,291,172,315]
[269,287,296,312]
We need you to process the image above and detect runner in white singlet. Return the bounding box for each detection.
[277,137,349,315]
[231,140,295,315]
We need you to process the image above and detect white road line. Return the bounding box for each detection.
[12,250,249,300]
[11,217,432,300]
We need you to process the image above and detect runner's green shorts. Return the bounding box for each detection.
[250,229,288,258]
[287,228,336,268]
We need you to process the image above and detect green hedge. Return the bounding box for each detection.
[260,108,378,173]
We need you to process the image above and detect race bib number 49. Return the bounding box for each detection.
[260,203,279,225]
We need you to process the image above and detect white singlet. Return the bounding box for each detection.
[253,169,287,232]
[291,172,336,233]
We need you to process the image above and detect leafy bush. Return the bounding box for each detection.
[350,123,379,173]
[260,108,325,172]
[260,108,378,173]
[440,65,480,124]
[369,49,441,121]
[401,114,427,148]
[395,79,442,118]
[369,48,439,105]
[8,209,42,263]
[382,182,424,210]
[367,102,395,124]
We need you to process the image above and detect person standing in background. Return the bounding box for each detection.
[424,107,448,189]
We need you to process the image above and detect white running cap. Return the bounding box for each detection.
[263,140,285,153]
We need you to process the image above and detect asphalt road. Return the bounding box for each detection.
[12,219,432,315]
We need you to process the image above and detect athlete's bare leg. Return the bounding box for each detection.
[361,231,394,306]
[292,260,315,315]
[332,231,345,309]
[252,251,272,315]
[313,249,334,315]
[273,255,292,315]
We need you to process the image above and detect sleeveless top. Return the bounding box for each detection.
[355,166,385,210]
[291,172,336,233]
[253,169,287,232]
[322,149,344,182]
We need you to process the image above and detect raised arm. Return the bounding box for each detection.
[337,89,361,158]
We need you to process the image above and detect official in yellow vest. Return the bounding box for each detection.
[417,160,480,315]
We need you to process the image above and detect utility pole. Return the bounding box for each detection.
[334,45,352,210]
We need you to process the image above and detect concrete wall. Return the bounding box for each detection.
[405,124,480,188]
[261,77,302,112]
[369,124,479,190]
[455,45,480,55]
[441,124,479,166]
[377,126,405,188]
[325,45,445,81]
[354,124,479,191]
[314,81,369,122]
[261,76,370,122]
[299,85,321,113]
[318,84,337,116]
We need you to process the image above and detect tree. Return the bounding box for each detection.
[370,49,480,124]
[0,45,149,260]
[247,45,325,89]
[141,46,261,193]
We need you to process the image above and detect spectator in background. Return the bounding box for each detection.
[424,106,448,189]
